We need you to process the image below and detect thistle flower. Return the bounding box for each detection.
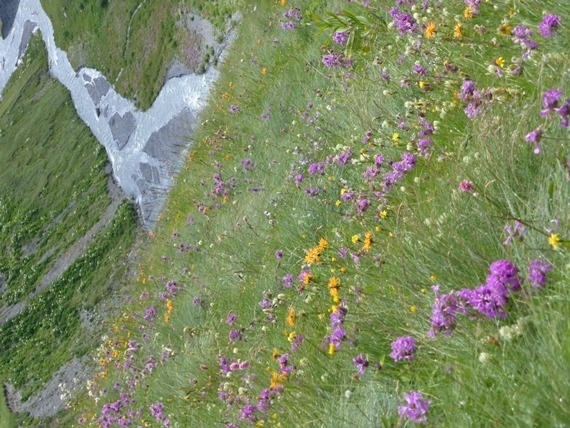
[390,336,417,362]
[352,353,369,375]
[528,259,553,288]
[398,391,431,424]
[539,14,561,37]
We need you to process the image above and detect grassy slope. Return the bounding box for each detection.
[53,0,568,426]
[40,0,237,110]
[0,35,138,409]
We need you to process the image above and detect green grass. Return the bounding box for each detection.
[40,0,238,109]
[0,35,139,410]
[12,0,569,426]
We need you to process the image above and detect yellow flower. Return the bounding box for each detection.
[362,231,373,252]
[392,133,400,142]
[498,22,512,37]
[494,57,505,68]
[261,67,268,75]
[454,23,464,38]
[351,234,360,243]
[272,348,280,359]
[464,7,473,20]
[280,0,287,5]
[548,233,561,251]
[304,247,321,265]
[318,237,329,251]
[410,305,416,313]
[286,307,296,327]
[328,343,336,355]
[380,210,388,219]
[424,22,436,39]
[288,331,297,341]
[335,200,341,207]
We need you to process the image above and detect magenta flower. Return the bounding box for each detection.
[353,353,369,375]
[459,180,475,192]
[489,259,521,291]
[541,89,563,116]
[528,259,553,288]
[333,30,349,46]
[398,391,431,425]
[525,127,543,154]
[539,14,561,37]
[390,336,417,362]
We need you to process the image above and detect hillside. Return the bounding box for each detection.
[1,0,569,427]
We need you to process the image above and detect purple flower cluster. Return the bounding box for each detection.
[149,402,171,426]
[322,51,352,68]
[398,390,431,424]
[328,303,348,352]
[390,336,417,362]
[539,14,561,37]
[389,7,418,35]
[512,26,538,55]
[430,259,554,336]
[459,80,489,119]
[528,259,553,288]
[540,89,569,127]
[333,30,350,46]
[281,7,302,30]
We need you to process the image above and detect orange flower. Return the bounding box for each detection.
[424,22,436,39]
[286,307,296,327]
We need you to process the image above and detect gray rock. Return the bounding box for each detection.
[0,0,20,38]
[108,111,135,149]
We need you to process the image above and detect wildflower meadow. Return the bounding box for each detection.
[57,0,568,426]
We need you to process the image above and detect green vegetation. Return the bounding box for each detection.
[40,0,238,109]
[61,0,568,427]
[0,35,138,407]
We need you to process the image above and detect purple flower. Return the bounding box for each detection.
[275,250,283,260]
[389,8,418,35]
[333,30,349,46]
[459,180,475,192]
[229,104,240,114]
[464,102,482,119]
[528,259,553,288]
[143,305,157,320]
[489,259,521,291]
[413,63,427,76]
[525,127,543,154]
[238,404,258,423]
[417,139,431,157]
[356,198,369,214]
[503,221,527,246]
[353,353,369,375]
[398,391,431,425]
[557,98,569,127]
[390,336,417,362]
[282,274,293,288]
[428,285,463,337]
[226,313,237,325]
[336,148,353,166]
[229,329,241,343]
[330,327,347,350]
[294,174,304,186]
[330,304,348,328]
[539,14,561,37]
[468,279,509,318]
[322,52,343,68]
[308,162,325,176]
[512,26,538,51]
[281,21,297,30]
[460,80,477,102]
[541,89,563,116]
[304,187,320,197]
